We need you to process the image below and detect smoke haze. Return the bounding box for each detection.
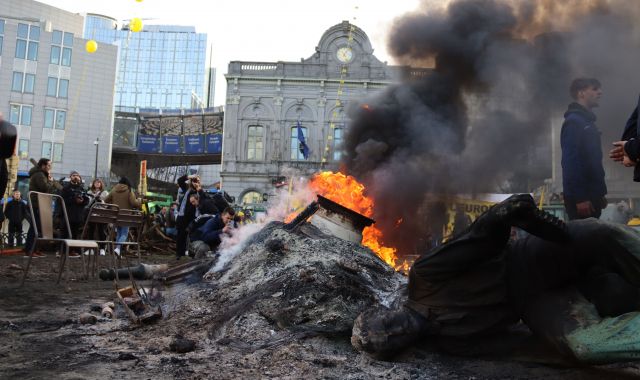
[342,0,640,256]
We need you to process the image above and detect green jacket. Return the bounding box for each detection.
[28,166,62,194]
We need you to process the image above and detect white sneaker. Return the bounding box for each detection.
[114,248,121,256]
[99,249,106,256]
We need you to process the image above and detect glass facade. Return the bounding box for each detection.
[84,15,207,110]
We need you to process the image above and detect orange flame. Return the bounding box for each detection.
[306,171,399,268]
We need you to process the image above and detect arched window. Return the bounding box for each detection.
[291,125,308,160]
[333,128,343,161]
[247,125,264,160]
[241,191,263,205]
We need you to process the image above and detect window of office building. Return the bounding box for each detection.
[47,77,69,98]
[0,19,4,55]
[290,126,308,160]
[332,128,343,161]
[247,126,264,160]
[41,141,52,159]
[18,139,29,160]
[9,104,32,126]
[44,108,66,130]
[50,30,73,66]
[16,23,39,61]
[53,143,63,162]
[11,72,35,93]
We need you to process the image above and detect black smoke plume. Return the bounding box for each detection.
[342,0,640,256]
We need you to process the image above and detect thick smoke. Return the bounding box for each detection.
[342,0,640,256]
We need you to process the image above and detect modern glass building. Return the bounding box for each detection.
[83,14,208,111]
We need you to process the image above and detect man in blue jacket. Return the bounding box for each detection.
[561,78,608,220]
[190,207,235,253]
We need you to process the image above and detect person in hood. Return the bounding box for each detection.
[561,78,608,220]
[105,177,142,255]
[24,158,63,257]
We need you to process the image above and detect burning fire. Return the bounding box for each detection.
[308,171,399,268]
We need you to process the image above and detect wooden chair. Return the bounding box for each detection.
[21,192,98,289]
[114,209,145,263]
[80,202,119,276]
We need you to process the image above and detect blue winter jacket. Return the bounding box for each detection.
[560,103,607,201]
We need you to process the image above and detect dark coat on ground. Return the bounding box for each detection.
[560,102,607,201]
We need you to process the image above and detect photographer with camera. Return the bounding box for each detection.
[61,171,89,256]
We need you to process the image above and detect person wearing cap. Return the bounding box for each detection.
[61,171,89,250]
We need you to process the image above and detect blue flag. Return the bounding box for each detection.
[297,121,310,160]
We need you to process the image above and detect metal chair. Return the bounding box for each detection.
[80,202,120,276]
[21,191,99,289]
[114,209,145,263]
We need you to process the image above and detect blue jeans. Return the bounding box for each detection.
[115,226,129,250]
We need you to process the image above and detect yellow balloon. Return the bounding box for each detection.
[130,18,143,33]
[85,39,98,53]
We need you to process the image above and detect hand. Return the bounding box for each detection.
[222,225,232,234]
[610,141,627,163]
[623,155,636,167]
[576,201,594,218]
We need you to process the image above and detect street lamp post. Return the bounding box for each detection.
[93,138,99,179]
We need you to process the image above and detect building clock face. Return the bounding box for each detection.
[336,47,354,63]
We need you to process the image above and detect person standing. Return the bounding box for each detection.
[61,171,89,241]
[105,177,142,256]
[561,78,608,220]
[4,190,28,247]
[175,174,205,260]
[87,178,109,203]
[24,158,63,257]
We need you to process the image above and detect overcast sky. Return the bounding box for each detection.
[37,0,422,106]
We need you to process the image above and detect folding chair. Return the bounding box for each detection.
[114,209,145,263]
[21,192,99,289]
[80,202,120,277]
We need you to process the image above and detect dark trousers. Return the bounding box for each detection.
[175,216,188,258]
[25,209,39,253]
[8,221,23,246]
[563,197,603,220]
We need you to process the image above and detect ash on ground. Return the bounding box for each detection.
[2,222,639,379]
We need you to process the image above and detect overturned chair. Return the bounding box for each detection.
[21,191,99,289]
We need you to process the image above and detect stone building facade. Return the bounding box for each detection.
[221,21,423,205]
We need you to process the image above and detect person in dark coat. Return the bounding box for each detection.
[61,171,89,241]
[610,96,640,179]
[24,158,63,256]
[352,194,640,364]
[561,78,608,220]
[4,190,29,247]
[175,174,206,259]
[190,207,235,253]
